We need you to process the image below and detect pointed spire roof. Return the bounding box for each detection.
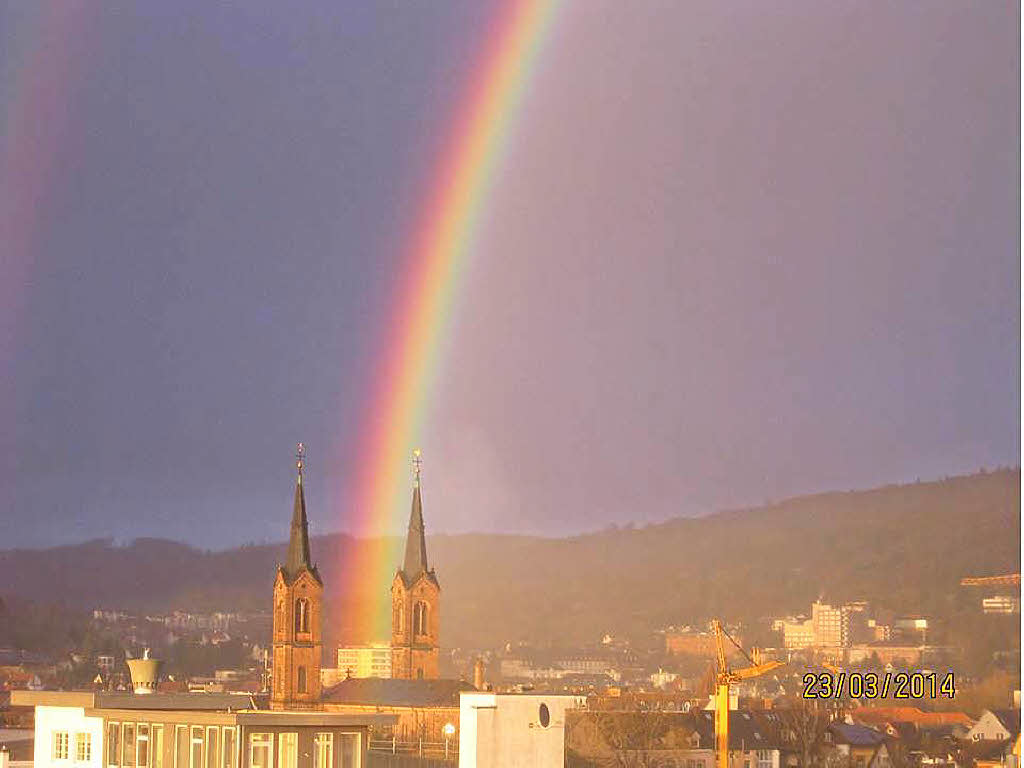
[399,449,436,585]
[286,474,312,573]
[402,484,428,578]
[282,443,320,583]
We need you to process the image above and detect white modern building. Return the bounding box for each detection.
[459,692,584,768]
[13,691,394,768]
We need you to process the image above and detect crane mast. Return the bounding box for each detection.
[711,619,784,768]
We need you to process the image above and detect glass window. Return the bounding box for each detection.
[314,734,333,768]
[339,734,359,768]
[76,733,92,763]
[53,731,70,761]
[295,599,309,633]
[152,727,164,768]
[297,667,307,694]
[174,727,189,768]
[190,727,204,768]
[137,725,149,768]
[222,729,237,768]
[123,724,136,768]
[108,723,121,767]
[249,734,272,768]
[277,733,297,768]
[205,728,219,768]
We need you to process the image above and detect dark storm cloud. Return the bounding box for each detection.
[1,1,1018,547]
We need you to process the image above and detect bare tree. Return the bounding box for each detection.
[778,701,837,768]
[575,705,675,768]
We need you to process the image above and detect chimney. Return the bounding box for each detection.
[126,649,163,694]
[473,658,485,691]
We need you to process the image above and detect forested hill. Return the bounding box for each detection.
[1,469,1018,649]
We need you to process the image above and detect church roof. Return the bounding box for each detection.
[322,678,475,708]
[398,478,437,587]
[281,449,321,585]
[402,485,428,577]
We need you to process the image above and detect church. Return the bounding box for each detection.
[389,450,441,680]
[270,444,325,709]
[270,444,472,737]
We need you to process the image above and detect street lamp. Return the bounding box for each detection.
[443,723,456,759]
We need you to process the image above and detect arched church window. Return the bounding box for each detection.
[295,598,309,634]
[393,601,404,634]
[414,601,429,635]
[297,666,306,694]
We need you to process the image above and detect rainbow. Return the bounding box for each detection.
[0,4,93,478]
[343,0,563,641]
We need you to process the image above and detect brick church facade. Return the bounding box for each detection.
[390,454,441,679]
[270,445,442,714]
[270,445,323,709]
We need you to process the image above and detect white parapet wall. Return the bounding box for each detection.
[32,706,104,768]
[459,692,585,768]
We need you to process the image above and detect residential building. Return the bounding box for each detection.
[335,645,392,680]
[966,710,1021,743]
[846,645,926,666]
[564,709,787,768]
[666,630,743,659]
[781,602,873,649]
[781,618,815,650]
[826,722,891,768]
[969,737,1020,768]
[893,617,929,643]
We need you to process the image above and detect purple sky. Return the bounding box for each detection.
[1,1,1019,548]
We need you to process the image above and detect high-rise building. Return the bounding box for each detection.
[390,451,441,680]
[812,601,848,647]
[781,617,815,650]
[982,595,1021,614]
[337,644,393,679]
[271,444,323,709]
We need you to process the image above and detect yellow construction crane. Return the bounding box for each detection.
[960,573,1021,587]
[711,619,785,768]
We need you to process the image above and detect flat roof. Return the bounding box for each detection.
[11,691,396,727]
[89,709,396,728]
[12,692,256,711]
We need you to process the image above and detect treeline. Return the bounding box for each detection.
[0,469,1018,658]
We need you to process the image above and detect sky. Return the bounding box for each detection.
[0,1,1019,549]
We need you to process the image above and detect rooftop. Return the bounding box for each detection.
[323,678,476,708]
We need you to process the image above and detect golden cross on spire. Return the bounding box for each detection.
[296,443,306,482]
[412,448,422,488]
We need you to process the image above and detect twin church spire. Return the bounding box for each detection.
[273,443,441,701]
[283,442,432,585]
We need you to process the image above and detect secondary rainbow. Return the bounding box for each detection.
[344,0,563,641]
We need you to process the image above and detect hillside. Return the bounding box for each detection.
[0,469,1018,650]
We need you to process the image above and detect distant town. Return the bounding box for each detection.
[0,464,1019,767]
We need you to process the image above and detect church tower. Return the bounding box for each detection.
[390,450,441,680]
[271,443,323,709]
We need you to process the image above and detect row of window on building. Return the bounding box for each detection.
[679,750,774,768]
[52,724,358,768]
